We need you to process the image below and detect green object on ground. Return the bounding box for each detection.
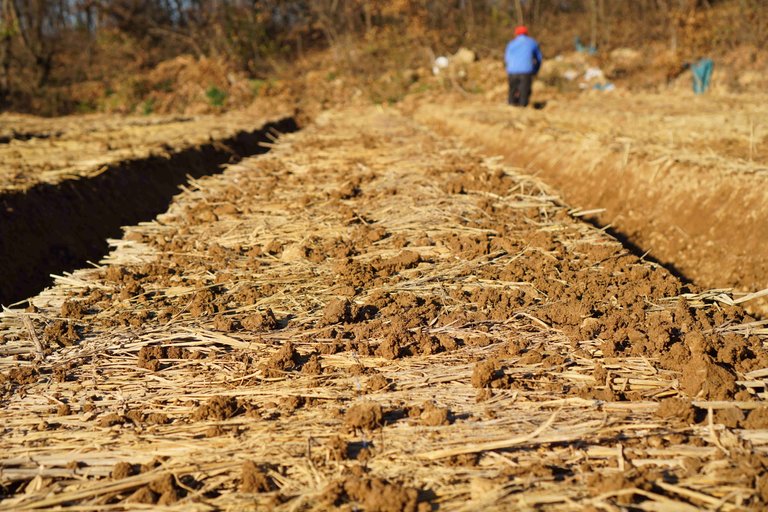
[692,58,713,94]
[205,86,227,107]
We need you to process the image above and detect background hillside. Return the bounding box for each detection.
[1,0,766,116]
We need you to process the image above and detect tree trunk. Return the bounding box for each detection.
[514,0,524,25]
[36,53,52,88]
[1,0,14,100]
[363,1,372,34]
[0,35,10,101]
[589,0,598,50]
[598,0,606,49]
[464,0,475,38]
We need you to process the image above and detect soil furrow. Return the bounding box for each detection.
[0,116,298,307]
[409,95,768,317]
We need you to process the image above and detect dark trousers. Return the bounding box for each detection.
[508,73,533,107]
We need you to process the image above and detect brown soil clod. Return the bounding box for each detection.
[3,366,39,389]
[680,355,738,400]
[344,401,384,432]
[301,354,323,375]
[366,373,391,392]
[743,407,768,429]
[374,250,422,275]
[262,341,300,377]
[242,308,279,331]
[322,475,427,512]
[98,413,127,428]
[326,436,350,462]
[125,486,157,504]
[413,401,451,426]
[60,299,87,319]
[111,462,136,480]
[192,396,242,421]
[471,360,510,389]
[213,314,237,332]
[136,344,191,372]
[137,346,164,371]
[42,320,81,348]
[319,298,354,326]
[240,460,276,493]
[655,397,700,425]
[149,474,182,504]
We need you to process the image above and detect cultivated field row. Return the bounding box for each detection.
[410,92,768,316]
[2,108,767,510]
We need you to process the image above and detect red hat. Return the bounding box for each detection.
[515,25,529,36]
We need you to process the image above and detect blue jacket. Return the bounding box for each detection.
[505,35,542,75]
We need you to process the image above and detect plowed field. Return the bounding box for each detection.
[409,91,768,316]
[2,107,768,510]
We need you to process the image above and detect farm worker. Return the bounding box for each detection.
[504,25,543,107]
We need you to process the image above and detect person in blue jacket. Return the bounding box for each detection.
[504,25,543,107]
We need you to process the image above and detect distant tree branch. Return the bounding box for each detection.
[147,26,203,57]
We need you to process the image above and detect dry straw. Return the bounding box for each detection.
[1,106,767,510]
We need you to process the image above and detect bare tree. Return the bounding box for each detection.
[0,0,14,100]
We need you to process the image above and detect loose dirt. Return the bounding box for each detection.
[1,107,767,510]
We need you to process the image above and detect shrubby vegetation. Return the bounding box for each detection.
[0,1,764,115]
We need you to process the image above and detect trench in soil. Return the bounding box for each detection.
[0,132,60,144]
[577,217,692,283]
[0,117,299,307]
